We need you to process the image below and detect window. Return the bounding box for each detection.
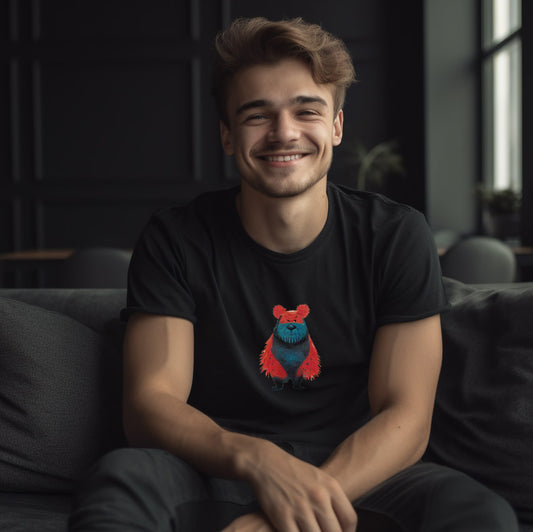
[482,0,522,191]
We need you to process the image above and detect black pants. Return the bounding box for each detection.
[69,441,519,532]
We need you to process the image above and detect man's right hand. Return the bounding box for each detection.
[236,439,357,532]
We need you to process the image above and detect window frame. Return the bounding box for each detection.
[480,0,523,193]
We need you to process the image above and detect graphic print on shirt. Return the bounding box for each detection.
[260,304,321,391]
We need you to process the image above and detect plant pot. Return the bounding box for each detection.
[483,210,520,241]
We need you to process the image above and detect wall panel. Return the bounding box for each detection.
[36,0,190,40]
[0,1,8,40]
[0,0,9,183]
[36,61,193,182]
[0,201,13,252]
[0,61,10,185]
[37,199,167,249]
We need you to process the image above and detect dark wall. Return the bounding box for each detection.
[0,0,425,256]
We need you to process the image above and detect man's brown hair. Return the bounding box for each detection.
[212,17,356,125]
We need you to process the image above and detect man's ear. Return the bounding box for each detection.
[220,121,234,156]
[332,110,344,147]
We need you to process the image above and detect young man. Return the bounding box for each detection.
[70,18,518,532]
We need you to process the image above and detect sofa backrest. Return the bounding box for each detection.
[427,277,533,527]
[0,282,532,527]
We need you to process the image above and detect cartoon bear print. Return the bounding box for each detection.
[260,304,321,391]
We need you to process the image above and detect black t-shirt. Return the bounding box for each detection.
[123,183,448,447]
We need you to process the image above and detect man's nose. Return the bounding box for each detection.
[268,112,300,143]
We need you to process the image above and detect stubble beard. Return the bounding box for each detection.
[240,155,333,199]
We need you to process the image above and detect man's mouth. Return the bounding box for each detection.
[261,154,306,162]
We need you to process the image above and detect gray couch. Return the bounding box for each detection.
[0,278,532,531]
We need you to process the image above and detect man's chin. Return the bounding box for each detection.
[242,175,327,199]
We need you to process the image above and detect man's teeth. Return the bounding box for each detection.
[264,154,303,162]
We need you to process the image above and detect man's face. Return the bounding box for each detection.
[220,59,343,198]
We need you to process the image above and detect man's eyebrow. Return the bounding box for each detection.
[235,95,328,116]
[290,95,328,107]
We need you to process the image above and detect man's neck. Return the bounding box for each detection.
[236,180,329,254]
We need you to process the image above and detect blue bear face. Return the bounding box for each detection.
[274,320,308,344]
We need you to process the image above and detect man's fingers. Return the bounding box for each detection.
[306,497,356,532]
[313,507,343,532]
[246,443,357,532]
[331,493,358,532]
[308,477,357,532]
[293,485,357,532]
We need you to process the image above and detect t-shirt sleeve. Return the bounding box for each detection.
[120,212,196,323]
[375,208,449,325]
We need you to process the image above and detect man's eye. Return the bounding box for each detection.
[246,114,266,121]
[298,110,318,117]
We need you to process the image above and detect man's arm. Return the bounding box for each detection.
[223,314,442,531]
[122,313,357,532]
[320,314,443,500]
[123,313,262,478]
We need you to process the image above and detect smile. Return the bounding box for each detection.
[263,154,304,162]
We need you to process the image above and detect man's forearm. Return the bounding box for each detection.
[320,404,430,502]
[124,390,272,481]
[323,316,443,502]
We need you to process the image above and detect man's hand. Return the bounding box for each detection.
[234,439,357,532]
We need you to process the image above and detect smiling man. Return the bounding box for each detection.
[69,17,518,532]
[221,59,342,201]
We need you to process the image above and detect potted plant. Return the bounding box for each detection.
[478,186,522,241]
[345,139,404,191]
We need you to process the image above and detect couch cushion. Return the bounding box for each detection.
[426,278,533,526]
[0,493,71,532]
[0,288,126,334]
[0,296,122,492]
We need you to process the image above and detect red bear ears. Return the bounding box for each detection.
[273,304,310,320]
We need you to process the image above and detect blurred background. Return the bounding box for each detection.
[0,0,531,286]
